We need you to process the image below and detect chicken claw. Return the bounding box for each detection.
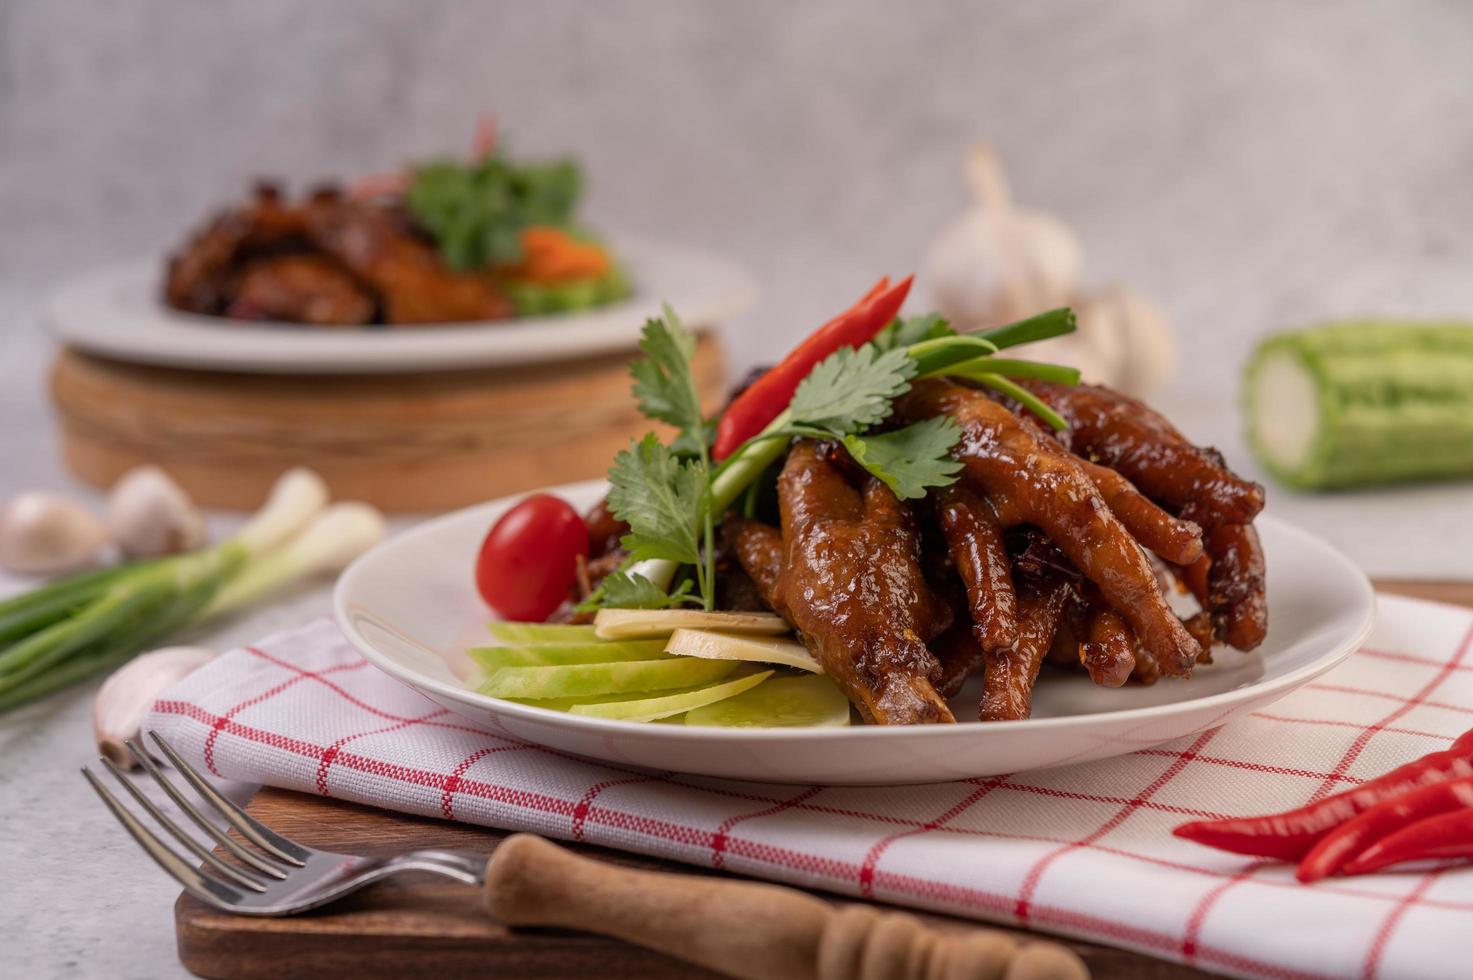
[776,442,956,725]
[897,379,1202,677]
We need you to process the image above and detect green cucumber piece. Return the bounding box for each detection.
[1245,321,1473,489]
[593,608,789,640]
[468,640,669,670]
[569,670,774,722]
[487,623,598,645]
[479,658,737,700]
[684,675,852,728]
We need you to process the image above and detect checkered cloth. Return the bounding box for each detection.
[145,594,1473,980]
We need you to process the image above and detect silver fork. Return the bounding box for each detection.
[84,732,1087,980]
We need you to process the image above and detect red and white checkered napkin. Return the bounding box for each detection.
[145,594,1473,980]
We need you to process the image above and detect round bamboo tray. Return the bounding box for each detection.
[50,336,727,512]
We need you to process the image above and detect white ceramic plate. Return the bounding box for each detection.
[42,237,756,374]
[334,480,1376,785]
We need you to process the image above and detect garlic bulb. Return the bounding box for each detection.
[107,465,208,558]
[923,145,1084,328]
[94,646,216,768]
[1024,286,1176,396]
[0,492,109,575]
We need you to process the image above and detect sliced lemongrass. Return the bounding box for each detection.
[488,622,598,645]
[570,670,773,722]
[593,608,789,641]
[684,675,852,728]
[478,658,737,700]
[468,640,670,670]
[664,629,821,673]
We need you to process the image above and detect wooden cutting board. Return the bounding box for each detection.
[176,788,1212,980]
[50,334,726,513]
[175,582,1468,980]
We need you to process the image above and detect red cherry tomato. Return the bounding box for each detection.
[475,494,589,622]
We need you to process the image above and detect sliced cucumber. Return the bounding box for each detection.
[469,640,669,671]
[594,608,789,641]
[479,658,737,700]
[569,670,774,722]
[488,622,598,645]
[664,629,821,673]
[684,675,852,728]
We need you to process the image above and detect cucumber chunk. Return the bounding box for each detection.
[1245,320,1473,489]
[684,675,852,728]
[487,623,598,645]
[569,671,774,722]
[593,609,790,640]
[664,629,821,673]
[469,640,669,670]
[479,658,737,700]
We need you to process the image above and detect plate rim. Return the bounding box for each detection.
[333,479,1378,743]
[42,235,757,374]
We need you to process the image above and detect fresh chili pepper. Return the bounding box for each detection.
[1297,776,1473,881]
[1341,805,1473,875]
[710,275,913,460]
[1173,734,1473,860]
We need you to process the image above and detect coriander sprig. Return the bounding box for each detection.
[598,305,1080,611]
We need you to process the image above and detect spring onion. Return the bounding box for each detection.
[0,468,340,712]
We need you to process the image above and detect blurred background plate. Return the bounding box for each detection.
[41,236,756,374]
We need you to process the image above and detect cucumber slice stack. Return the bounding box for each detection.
[472,617,850,727]
[1245,320,1473,489]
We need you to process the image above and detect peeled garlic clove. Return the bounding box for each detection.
[0,492,109,575]
[107,465,208,558]
[94,646,216,768]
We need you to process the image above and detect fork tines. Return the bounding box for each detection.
[82,732,310,909]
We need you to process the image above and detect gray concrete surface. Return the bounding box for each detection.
[2,3,1472,977]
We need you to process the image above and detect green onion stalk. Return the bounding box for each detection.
[0,469,332,712]
[628,308,1079,595]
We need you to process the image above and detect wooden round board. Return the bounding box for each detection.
[50,336,726,512]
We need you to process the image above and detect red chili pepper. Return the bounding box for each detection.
[1173,737,1473,861]
[710,275,913,460]
[1296,776,1473,881]
[1341,805,1473,875]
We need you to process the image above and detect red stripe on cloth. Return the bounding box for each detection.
[710,785,823,870]
[316,709,448,797]
[1357,646,1473,672]
[202,657,367,776]
[571,775,662,842]
[1013,729,1220,924]
[1308,682,1473,718]
[1362,870,1445,980]
[997,780,1228,820]
[1249,713,1448,742]
[857,776,1006,898]
[1134,748,1365,785]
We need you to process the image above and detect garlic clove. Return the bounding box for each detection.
[94,646,216,768]
[107,465,208,558]
[1072,286,1177,396]
[0,492,109,575]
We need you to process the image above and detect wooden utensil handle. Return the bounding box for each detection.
[484,834,1088,980]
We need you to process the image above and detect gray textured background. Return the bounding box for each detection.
[3,0,1473,579]
[3,4,1473,977]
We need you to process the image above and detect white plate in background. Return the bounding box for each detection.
[334,479,1376,785]
[43,237,756,374]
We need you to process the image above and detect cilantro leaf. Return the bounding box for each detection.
[583,571,695,611]
[630,305,705,439]
[606,434,704,565]
[406,153,582,270]
[873,312,956,351]
[788,345,917,434]
[841,417,963,500]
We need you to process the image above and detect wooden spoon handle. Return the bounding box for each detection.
[483,834,1088,980]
